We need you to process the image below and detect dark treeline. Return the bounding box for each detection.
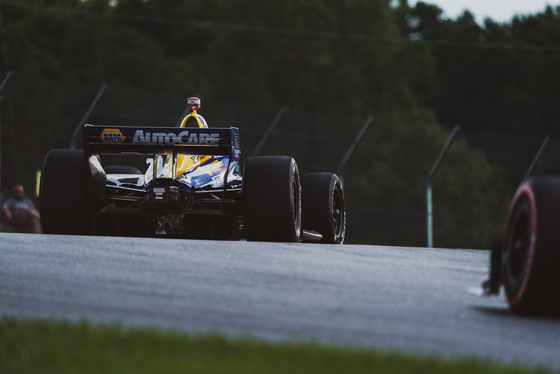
[1,0,559,247]
[2,0,560,135]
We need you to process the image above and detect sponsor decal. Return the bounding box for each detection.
[187,97,200,106]
[100,129,125,143]
[152,187,165,200]
[132,130,220,145]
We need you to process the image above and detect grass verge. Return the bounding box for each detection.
[0,318,556,374]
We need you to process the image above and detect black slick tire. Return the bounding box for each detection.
[243,156,301,242]
[39,149,94,235]
[302,172,346,244]
[503,176,560,315]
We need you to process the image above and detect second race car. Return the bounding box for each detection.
[478,176,560,315]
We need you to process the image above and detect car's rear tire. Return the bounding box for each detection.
[503,177,560,314]
[243,156,301,242]
[302,172,346,244]
[39,149,94,235]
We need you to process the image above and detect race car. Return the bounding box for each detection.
[39,97,346,243]
[479,176,560,315]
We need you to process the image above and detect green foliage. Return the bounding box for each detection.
[397,1,560,136]
[1,318,554,374]
[3,0,559,133]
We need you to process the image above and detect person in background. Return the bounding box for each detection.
[1,184,42,233]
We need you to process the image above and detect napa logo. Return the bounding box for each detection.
[100,129,125,143]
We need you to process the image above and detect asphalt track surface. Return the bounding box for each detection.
[1,232,560,370]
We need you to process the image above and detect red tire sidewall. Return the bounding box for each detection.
[504,183,538,308]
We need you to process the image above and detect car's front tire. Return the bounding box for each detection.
[302,172,346,244]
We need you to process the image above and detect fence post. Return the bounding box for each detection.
[522,135,550,182]
[336,116,374,184]
[426,125,460,248]
[0,71,14,193]
[0,71,12,95]
[70,83,107,149]
[251,105,289,157]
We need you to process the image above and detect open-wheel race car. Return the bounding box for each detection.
[480,176,560,315]
[39,97,346,243]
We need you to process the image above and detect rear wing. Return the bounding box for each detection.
[83,124,240,159]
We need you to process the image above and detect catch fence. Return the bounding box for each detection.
[1,71,557,248]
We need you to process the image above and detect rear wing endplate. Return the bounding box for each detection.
[83,124,240,158]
